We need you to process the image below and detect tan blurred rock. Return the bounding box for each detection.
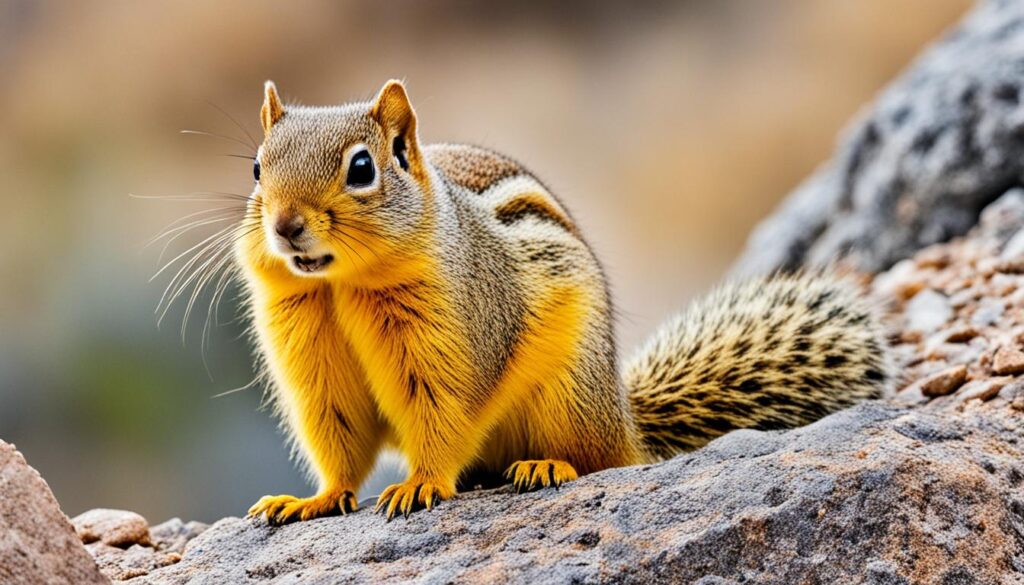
[992,346,1024,375]
[0,441,107,584]
[955,378,1009,402]
[73,509,153,548]
[944,325,979,343]
[919,365,968,397]
[871,259,923,301]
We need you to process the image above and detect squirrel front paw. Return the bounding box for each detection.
[505,459,578,492]
[247,488,358,525]
[374,478,455,521]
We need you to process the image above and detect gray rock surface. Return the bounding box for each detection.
[0,440,108,584]
[732,0,1024,277]
[135,401,1024,584]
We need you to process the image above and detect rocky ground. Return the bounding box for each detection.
[4,0,1024,583]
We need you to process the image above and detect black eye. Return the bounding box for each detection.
[393,136,409,171]
[346,150,375,187]
[253,160,260,182]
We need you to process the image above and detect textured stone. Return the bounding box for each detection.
[732,0,1024,277]
[74,516,210,580]
[135,403,1024,584]
[992,345,1024,375]
[956,377,1009,402]
[85,543,180,581]
[0,441,107,584]
[918,365,967,397]
[73,508,153,548]
[150,518,210,555]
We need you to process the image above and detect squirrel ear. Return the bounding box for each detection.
[261,81,284,135]
[370,80,418,142]
[370,80,424,177]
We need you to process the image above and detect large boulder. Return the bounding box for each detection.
[732,0,1024,277]
[135,400,1024,584]
[0,441,108,584]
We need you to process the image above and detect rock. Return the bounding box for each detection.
[903,289,951,334]
[995,257,1024,274]
[136,403,1024,584]
[872,259,924,301]
[1001,226,1024,260]
[992,345,1024,375]
[73,508,153,548]
[731,0,1024,278]
[918,365,967,397]
[72,515,209,580]
[150,518,210,555]
[0,441,107,584]
[999,379,1024,402]
[944,325,979,343]
[970,297,1005,327]
[85,543,180,581]
[956,377,1009,403]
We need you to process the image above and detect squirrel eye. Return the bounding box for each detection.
[346,149,375,187]
[253,160,260,182]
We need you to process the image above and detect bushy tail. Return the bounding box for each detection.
[624,271,891,460]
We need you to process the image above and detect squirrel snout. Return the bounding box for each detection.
[274,213,306,249]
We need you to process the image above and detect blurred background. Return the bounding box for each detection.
[0,0,972,523]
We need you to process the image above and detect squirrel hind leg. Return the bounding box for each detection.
[505,459,578,493]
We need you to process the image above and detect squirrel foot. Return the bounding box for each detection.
[374,478,454,521]
[247,488,358,525]
[505,459,578,492]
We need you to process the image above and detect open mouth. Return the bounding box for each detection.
[292,254,335,273]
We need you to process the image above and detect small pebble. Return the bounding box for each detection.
[996,258,1024,274]
[949,288,981,309]
[956,377,1010,402]
[72,509,152,548]
[919,365,968,397]
[916,247,951,269]
[990,273,1019,296]
[905,289,952,334]
[992,346,1024,375]
[977,257,1000,277]
[873,259,924,301]
[971,298,1005,328]
[945,326,979,343]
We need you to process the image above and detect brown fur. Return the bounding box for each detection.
[426,144,524,193]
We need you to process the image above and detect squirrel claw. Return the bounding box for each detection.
[247,490,358,524]
[505,459,578,493]
[374,479,451,520]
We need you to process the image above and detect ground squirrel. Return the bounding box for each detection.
[227,80,890,522]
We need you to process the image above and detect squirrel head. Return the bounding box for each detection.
[244,79,434,282]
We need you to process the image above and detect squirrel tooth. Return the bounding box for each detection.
[224,80,891,522]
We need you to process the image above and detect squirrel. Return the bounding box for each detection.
[234,79,891,523]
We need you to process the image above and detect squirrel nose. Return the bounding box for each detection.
[274,214,305,243]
